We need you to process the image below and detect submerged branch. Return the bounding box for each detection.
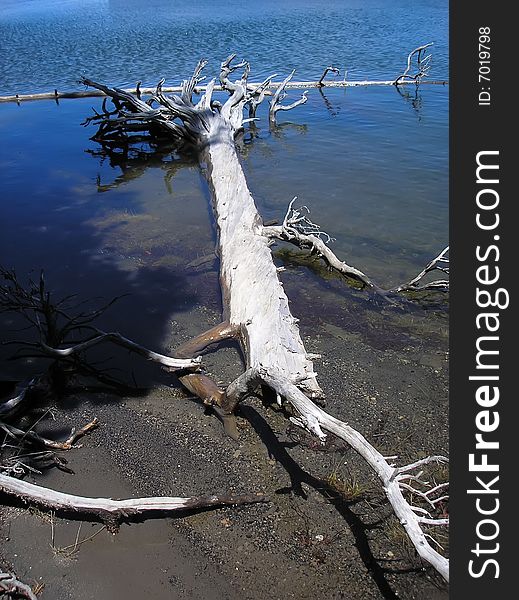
[264,200,448,298]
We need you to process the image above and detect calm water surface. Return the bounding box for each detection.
[0,0,448,374]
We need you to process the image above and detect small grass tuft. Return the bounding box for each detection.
[324,469,369,502]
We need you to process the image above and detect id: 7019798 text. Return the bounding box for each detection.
[478,27,491,106]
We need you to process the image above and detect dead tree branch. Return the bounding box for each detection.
[0,267,200,373]
[0,46,447,106]
[394,43,434,85]
[391,246,449,292]
[263,200,448,297]
[38,330,200,370]
[0,473,268,527]
[218,365,449,581]
[269,70,308,124]
[318,66,340,87]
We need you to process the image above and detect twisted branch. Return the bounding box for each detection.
[269,70,308,124]
[394,43,434,85]
[264,200,449,298]
[218,366,449,581]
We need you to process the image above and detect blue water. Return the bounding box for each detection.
[0,0,448,369]
[1,0,448,94]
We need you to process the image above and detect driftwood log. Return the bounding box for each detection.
[0,47,447,104]
[1,51,449,584]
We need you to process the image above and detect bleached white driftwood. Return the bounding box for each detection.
[0,571,37,600]
[0,79,447,105]
[394,43,434,85]
[0,42,444,104]
[0,473,268,524]
[200,85,322,398]
[0,418,99,452]
[392,246,449,292]
[81,58,322,399]
[39,330,201,370]
[0,378,39,420]
[57,54,451,580]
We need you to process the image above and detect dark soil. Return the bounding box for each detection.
[0,266,448,600]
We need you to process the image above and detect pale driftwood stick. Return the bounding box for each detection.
[263,200,384,293]
[392,246,449,293]
[0,571,37,600]
[269,70,308,124]
[248,74,277,118]
[79,77,192,143]
[0,79,448,105]
[220,366,450,582]
[394,43,434,85]
[38,330,201,370]
[0,377,40,420]
[0,473,268,524]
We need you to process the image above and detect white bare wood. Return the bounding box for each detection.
[39,331,201,370]
[0,473,267,521]
[201,114,322,398]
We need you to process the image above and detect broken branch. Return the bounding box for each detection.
[394,43,434,85]
[0,473,268,525]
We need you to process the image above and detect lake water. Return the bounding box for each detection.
[0,0,448,374]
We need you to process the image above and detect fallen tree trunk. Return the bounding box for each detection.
[77,55,449,581]
[1,51,449,584]
[0,77,448,105]
[202,117,322,398]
